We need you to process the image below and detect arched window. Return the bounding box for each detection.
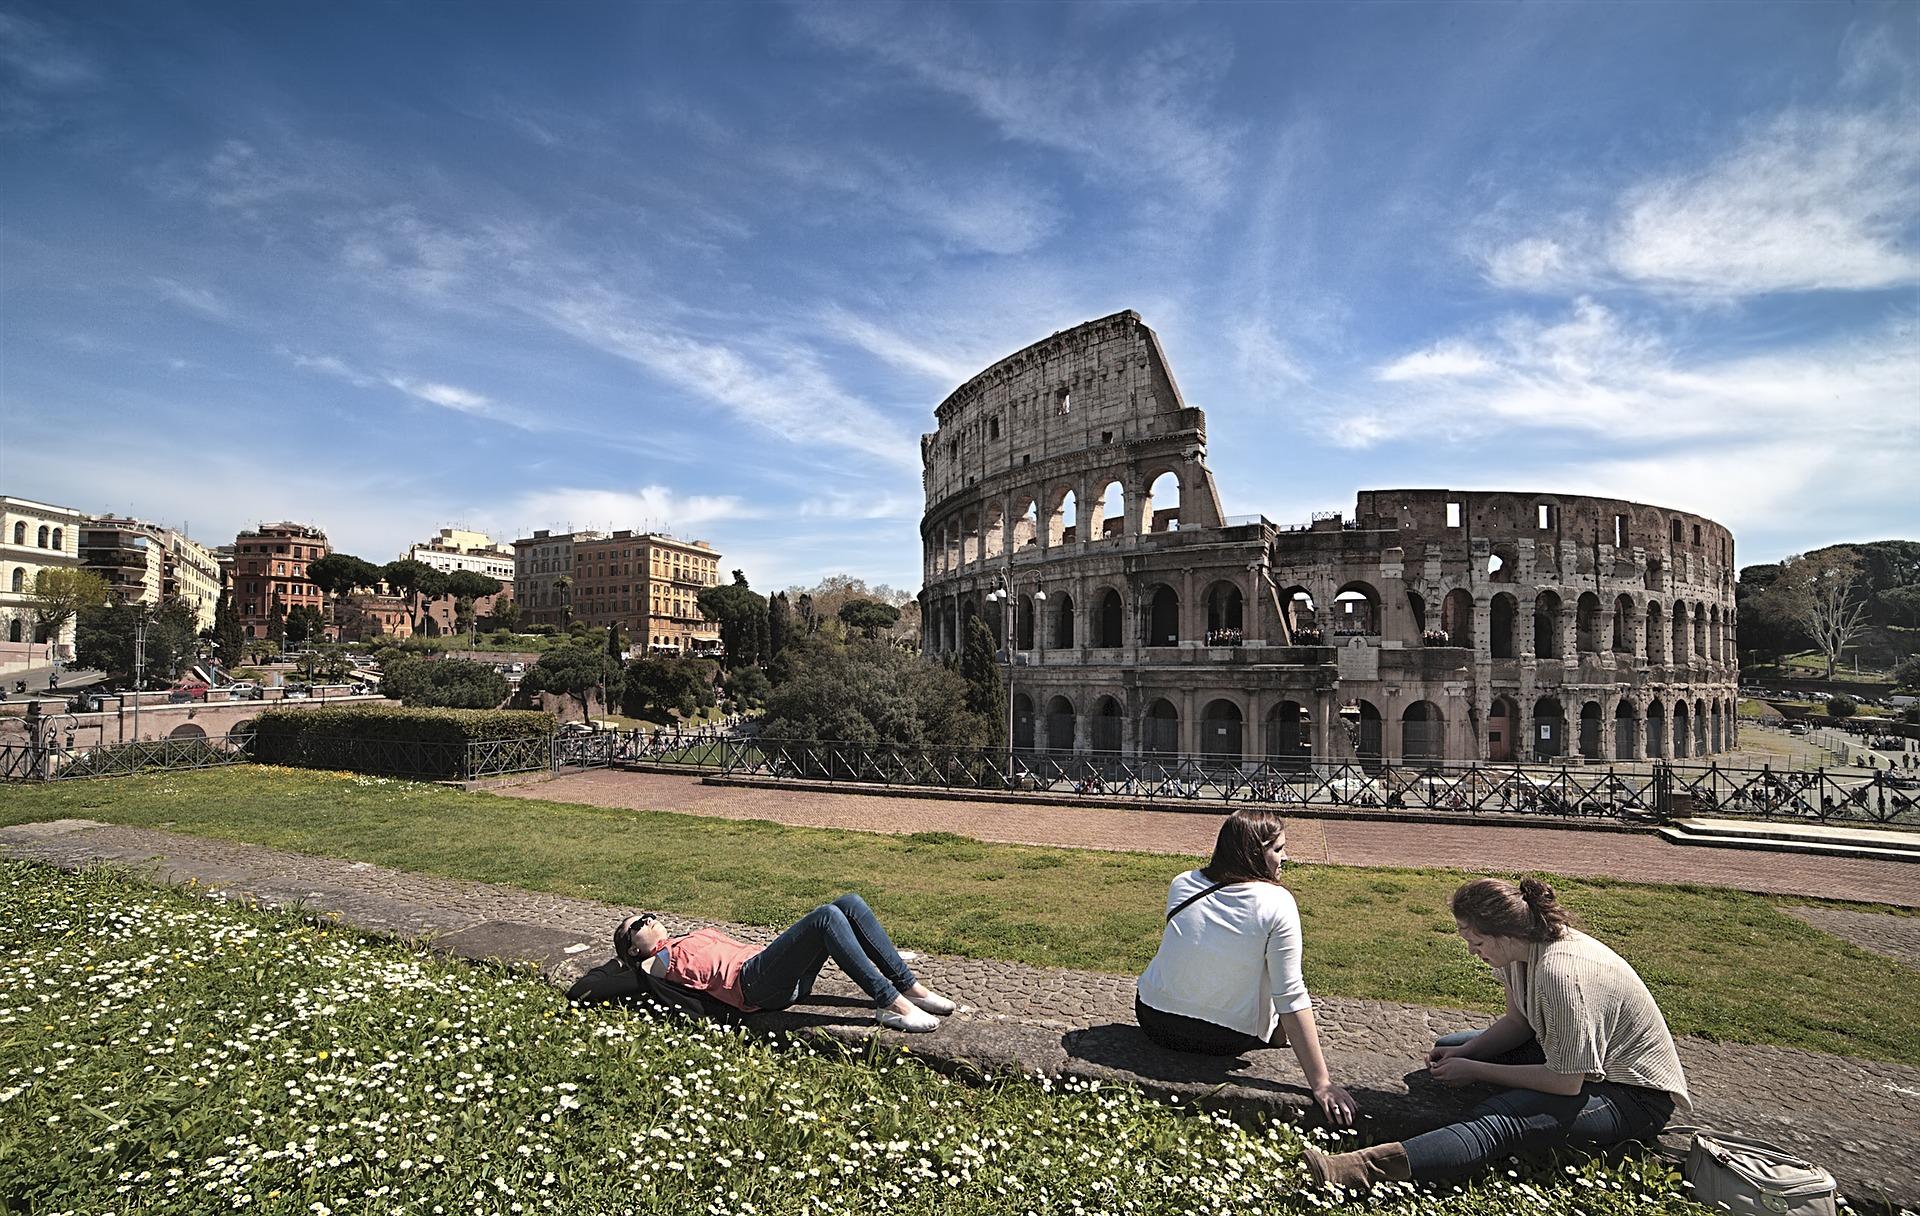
[1045,696,1076,757]
[1579,701,1604,761]
[1611,594,1634,653]
[1533,696,1566,759]
[1614,700,1637,760]
[1402,701,1445,764]
[1576,593,1602,653]
[9,521,22,545]
[8,568,21,593]
[1488,697,1517,762]
[1146,585,1179,646]
[50,528,61,550]
[1048,487,1078,546]
[1440,588,1473,648]
[1265,701,1311,767]
[36,525,49,548]
[1091,695,1124,753]
[1204,582,1243,645]
[1095,480,1125,540]
[1340,700,1383,763]
[1095,588,1123,648]
[1533,591,1562,658]
[1646,700,1666,759]
[1012,692,1035,753]
[1332,582,1380,637]
[6,618,19,643]
[1490,594,1517,659]
[1144,470,1182,532]
[1015,594,1035,651]
[1200,699,1243,763]
[1142,699,1180,757]
[1051,593,1074,649]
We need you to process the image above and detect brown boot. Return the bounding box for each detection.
[1303,1141,1411,1191]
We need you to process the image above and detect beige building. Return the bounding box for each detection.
[573,530,722,655]
[79,517,223,632]
[512,529,601,629]
[406,527,516,581]
[1,494,87,667]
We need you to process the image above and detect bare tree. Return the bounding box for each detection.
[1775,547,1871,680]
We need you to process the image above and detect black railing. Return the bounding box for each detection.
[0,733,255,782]
[617,731,1919,828]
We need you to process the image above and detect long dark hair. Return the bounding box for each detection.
[1451,877,1576,941]
[1201,808,1287,885]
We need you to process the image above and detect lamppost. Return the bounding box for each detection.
[985,574,1046,779]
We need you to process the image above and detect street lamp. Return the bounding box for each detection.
[985,574,1046,780]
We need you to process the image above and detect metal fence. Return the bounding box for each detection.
[618,730,1920,828]
[0,730,554,783]
[0,733,256,782]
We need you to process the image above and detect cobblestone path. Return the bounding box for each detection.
[3,818,1914,1209]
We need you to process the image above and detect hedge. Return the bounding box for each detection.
[250,706,556,780]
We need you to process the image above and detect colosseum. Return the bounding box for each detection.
[918,311,1739,768]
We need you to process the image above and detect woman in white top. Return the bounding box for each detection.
[1135,808,1358,1127]
[1305,877,1687,1190]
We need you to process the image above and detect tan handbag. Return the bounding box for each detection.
[1674,1128,1838,1216]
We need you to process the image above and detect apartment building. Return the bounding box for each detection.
[512,529,601,629]
[79,516,223,632]
[572,530,722,655]
[1,494,86,666]
[230,522,331,639]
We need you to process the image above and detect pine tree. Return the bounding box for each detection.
[212,589,244,669]
[961,616,1007,748]
[768,592,791,660]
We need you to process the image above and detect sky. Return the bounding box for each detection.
[2,1,1916,592]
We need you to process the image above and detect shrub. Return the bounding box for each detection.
[761,639,992,749]
[380,656,510,708]
[251,706,554,779]
[1825,695,1857,719]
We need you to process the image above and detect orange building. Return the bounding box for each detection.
[231,522,331,640]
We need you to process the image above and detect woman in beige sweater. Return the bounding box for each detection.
[1306,877,1688,1190]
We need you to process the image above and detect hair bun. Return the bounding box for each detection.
[1517,878,1554,906]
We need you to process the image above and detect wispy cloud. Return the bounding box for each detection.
[495,486,760,537]
[794,3,1239,208]
[384,376,496,417]
[0,11,97,132]
[797,490,921,520]
[1375,339,1497,382]
[151,277,233,320]
[1482,104,1920,297]
[820,307,973,384]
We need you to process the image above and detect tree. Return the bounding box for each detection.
[444,570,503,643]
[960,616,1008,748]
[380,559,449,634]
[380,656,510,708]
[1825,695,1857,719]
[244,636,280,666]
[27,567,110,644]
[308,553,382,598]
[622,655,716,722]
[521,642,624,722]
[212,589,244,670]
[697,581,770,670]
[297,643,354,683]
[1774,548,1872,679]
[768,592,792,660]
[1736,564,1808,670]
[553,574,574,626]
[760,639,991,748]
[75,598,198,686]
[1880,584,1920,630]
[723,664,770,710]
[284,604,326,646]
[838,598,902,640]
[484,599,524,633]
[1893,654,1920,692]
[267,596,287,646]
[606,623,625,663]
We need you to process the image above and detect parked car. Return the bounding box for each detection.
[226,682,261,700]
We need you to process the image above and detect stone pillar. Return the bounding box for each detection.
[1178,688,1199,757]
[1312,691,1334,762]
[1180,567,1197,644]
[1382,697,1403,764]
[1245,566,1265,644]
[1600,694,1617,761]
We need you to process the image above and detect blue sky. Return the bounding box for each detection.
[2,1,1915,592]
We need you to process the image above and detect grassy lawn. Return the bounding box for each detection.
[0,862,1709,1216]
[3,768,1917,1068]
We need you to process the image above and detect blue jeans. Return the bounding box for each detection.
[738,894,917,1011]
[1403,1031,1676,1180]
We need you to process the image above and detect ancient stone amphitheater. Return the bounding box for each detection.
[918,311,1738,767]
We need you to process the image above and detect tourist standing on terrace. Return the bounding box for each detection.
[613,894,957,1033]
[1135,808,1359,1127]
[1306,877,1688,1190]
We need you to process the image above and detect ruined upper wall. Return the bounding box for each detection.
[1350,489,1734,575]
[920,311,1199,508]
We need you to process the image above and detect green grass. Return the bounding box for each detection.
[3,768,1917,1067]
[0,862,1711,1216]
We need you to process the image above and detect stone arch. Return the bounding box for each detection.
[1095,480,1125,540]
[1051,592,1075,649]
[36,525,49,548]
[1611,594,1635,653]
[1488,543,1518,583]
[1015,594,1036,651]
[1265,700,1311,766]
[1203,580,1243,644]
[1646,699,1666,759]
[1646,601,1666,663]
[1533,590,1562,659]
[9,521,21,545]
[1046,486,1079,547]
[1691,603,1707,658]
[1280,587,1318,640]
[1489,592,1518,659]
[1091,695,1124,753]
[1142,698,1180,757]
[1011,493,1040,552]
[1045,695,1077,757]
[1094,587,1124,647]
[1145,584,1180,646]
[960,509,983,568]
[1614,699,1637,760]
[1487,696,1518,762]
[1406,590,1427,633]
[1576,592,1602,653]
[1709,700,1723,753]
[1672,699,1691,759]
[982,501,1007,561]
[1441,588,1473,648]
[1694,697,1709,754]
[1402,700,1445,764]
[168,723,207,740]
[1200,698,1244,763]
[1579,700,1604,760]
[1341,699,1383,763]
[1333,581,1380,637]
[51,527,62,550]
[1671,601,1689,667]
[1533,695,1566,759]
[1142,469,1183,533]
[1013,692,1036,752]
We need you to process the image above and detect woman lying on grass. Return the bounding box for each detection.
[613,893,958,1032]
[1134,807,1360,1127]
[1306,877,1689,1190]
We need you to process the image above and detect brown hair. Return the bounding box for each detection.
[1451,877,1576,941]
[1201,808,1287,885]
[612,915,654,967]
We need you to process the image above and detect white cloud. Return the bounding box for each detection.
[1374,339,1496,382]
[794,3,1239,208]
[384,376,494,416]
[1483,105,1920,297]
[495,486,760,536]
[821,308,973,384]
[151,277,233,320]
[285,350,377,389]
[1229,320,1311,386]
[797,490,921,520]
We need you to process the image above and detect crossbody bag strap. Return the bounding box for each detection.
[1166,880,1230,922]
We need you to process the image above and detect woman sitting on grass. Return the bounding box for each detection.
[1305,877,1688,1190]
[1134,807,1359,1128]
[613,893,956,1033]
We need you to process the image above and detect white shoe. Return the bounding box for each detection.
[877,1004,941,1033]
[907,990,958,1017]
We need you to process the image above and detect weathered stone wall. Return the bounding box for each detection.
[919,314,1738,766]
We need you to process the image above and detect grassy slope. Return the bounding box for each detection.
[2,766,1916,1066]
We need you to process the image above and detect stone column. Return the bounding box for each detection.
[1382,697,1403,765]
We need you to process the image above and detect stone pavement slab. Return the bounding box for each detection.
[3,818,1915,1210]
[504,770,1920,908]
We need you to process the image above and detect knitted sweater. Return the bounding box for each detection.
[1136,871,1312,1041]
[1502,929,1690,1107]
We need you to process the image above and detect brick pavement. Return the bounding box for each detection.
[3,818,1914,1210]
[502,770,1920,908]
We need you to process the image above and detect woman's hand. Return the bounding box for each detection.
[1426,1054,1483,1087]
[1426,1042,1469,1067]
[1311,1082,1358,1127]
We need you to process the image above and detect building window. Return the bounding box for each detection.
[36,526,48,548]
